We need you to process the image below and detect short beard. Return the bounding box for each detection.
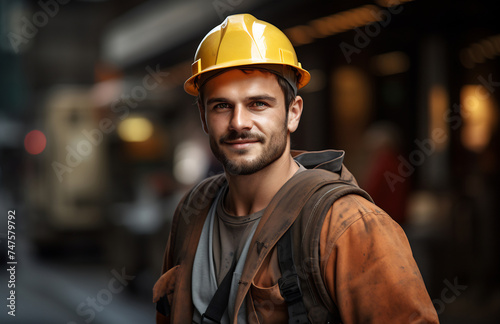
[210,124,288,176]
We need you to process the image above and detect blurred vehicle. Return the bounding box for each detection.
[25,86,110,257]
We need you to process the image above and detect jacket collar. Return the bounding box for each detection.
[293,149,359,186]
[292,149,344,172]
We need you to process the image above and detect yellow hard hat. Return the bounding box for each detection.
[184,13,310,96]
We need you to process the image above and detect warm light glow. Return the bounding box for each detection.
[284,5,382,46]
[460,34,500,68]
[371,51,410,76]
[118,117,154,142]
[285,26,314,46]
[460,85,498,152]
[428,85,449,152]
[310,18,330,38]
[332,66,372,123]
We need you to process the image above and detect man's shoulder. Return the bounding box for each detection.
[323,193,398,242]
[292,182,374,243]
[332,193,386,218]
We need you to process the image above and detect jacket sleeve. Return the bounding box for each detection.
[320,194,439,323]
[155,195,182,324]
[154,189,192,324]
[155,234,174,323]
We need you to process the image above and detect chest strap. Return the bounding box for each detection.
[201,259,237,324]
[277,228,309,324]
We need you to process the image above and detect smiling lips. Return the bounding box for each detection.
[219,130,264,149]
[224,139,260,149]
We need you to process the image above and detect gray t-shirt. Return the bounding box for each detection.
[213,185,263,284]
[212,162,307,284]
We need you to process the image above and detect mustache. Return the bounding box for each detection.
[219,130,265,144]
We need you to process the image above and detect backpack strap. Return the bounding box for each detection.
[277,228,310,324]
[290,181,373,323]
[201,258,237,324]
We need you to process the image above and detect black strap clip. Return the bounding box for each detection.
[278,273,303,304]
[201,313,220,324]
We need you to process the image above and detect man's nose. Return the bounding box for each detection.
[229,105,252,131]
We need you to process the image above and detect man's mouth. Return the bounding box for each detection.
[220,131,263,149]
[224,139,260,149]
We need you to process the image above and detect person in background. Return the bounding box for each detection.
[361,121,410,225]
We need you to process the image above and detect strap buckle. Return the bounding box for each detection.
[201,313,220,324]
[278,273,303,304]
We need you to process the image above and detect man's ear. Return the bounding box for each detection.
[197,99,209,134]
[287,95,303,133]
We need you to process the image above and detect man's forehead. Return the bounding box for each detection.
[202,68,276,88]
[202,68,280,96]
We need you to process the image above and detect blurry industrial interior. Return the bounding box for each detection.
[0,0,499,323]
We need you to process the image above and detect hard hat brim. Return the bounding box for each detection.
[184,62,311,96]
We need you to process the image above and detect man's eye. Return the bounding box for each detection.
[214,103,230,109]
[251,101,267,108]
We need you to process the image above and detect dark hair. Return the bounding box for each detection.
[197,69,296,111]
[275,73,296,110]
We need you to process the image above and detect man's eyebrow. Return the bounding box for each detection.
[246,95,277,103]
[206,95,277,105]
[206,97,230,105]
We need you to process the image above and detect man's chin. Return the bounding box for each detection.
[220,145,260,159]
[224,163,260,176]
[228,148,251,156]
[221,155,263,175]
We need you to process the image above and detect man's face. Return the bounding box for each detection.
[199,69,294,175]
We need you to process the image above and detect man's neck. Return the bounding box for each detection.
[223,152,299,216]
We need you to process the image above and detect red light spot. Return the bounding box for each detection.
[24,130,47,155]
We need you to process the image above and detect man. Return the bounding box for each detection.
[153,14,439,324]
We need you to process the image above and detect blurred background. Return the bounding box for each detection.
[0,0,499,323]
